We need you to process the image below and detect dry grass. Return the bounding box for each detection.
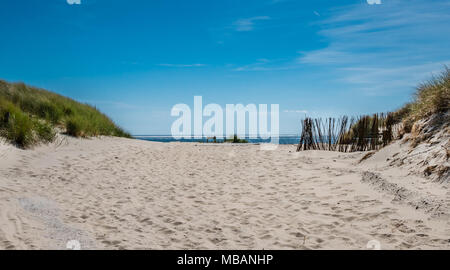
[359,151,376,163]
[396,67,450,134]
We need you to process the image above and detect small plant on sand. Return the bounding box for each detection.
[224,134,248,143]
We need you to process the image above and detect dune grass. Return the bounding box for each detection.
[394,67,450,132]
[411,67,450,118]
[0,80,130,148]
[348,67,450,137]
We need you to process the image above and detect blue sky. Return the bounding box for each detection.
[1,0,449,135]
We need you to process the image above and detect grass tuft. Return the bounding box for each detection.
[394,67,450,131]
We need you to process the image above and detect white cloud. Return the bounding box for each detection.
[367,0,382,5]
[233,16,271,32]
[298,0,450,95]
[233,58,296,71]
[284,110,309,114]
[67,0,81,5]
[158,64,206,68]
[340,62,450,96]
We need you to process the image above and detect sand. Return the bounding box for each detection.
[0,136,449,250]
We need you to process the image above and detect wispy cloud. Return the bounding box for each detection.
[284,110,309,114]
[269,0,288,4]
[157,64,206,68]
[367,0,382,5]
[339,62,450,96]
[233,16,271,32]
[233,58,295,72]
[67,0,81,5]
[299,0,450,95]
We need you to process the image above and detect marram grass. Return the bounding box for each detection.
[0,80,130,148]
[394,67,450,132]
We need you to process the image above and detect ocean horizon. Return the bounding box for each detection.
[134,135,302,145]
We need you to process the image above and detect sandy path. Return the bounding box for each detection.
[0,136,449,249]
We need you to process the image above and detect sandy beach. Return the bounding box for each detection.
[0,136,448,250]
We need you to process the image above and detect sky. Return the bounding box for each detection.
[0,0,449,135]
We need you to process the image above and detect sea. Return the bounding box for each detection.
[134,135,301,145]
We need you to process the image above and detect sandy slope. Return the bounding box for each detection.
[0,136,449,250]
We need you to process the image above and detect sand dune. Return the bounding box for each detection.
[0,136,449,250]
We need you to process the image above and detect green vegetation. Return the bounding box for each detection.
[346,67,449,139]
[0,80,130,148]
[200,135,248,144]
[225,134,248,143]
[394,67,450,131]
